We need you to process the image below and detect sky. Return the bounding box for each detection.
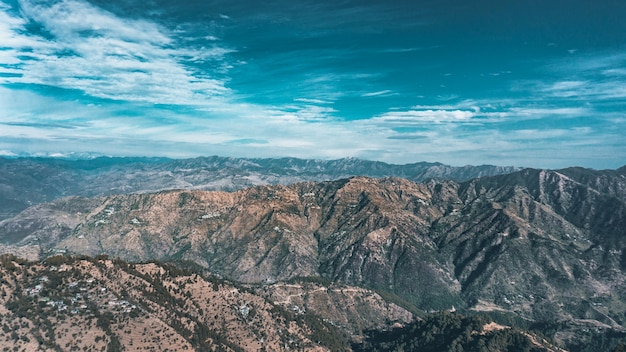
[1,0,625,169]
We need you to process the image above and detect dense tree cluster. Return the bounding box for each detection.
[354,312,549,352]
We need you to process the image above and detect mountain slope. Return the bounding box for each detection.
[0,254,349,351]
[1,166,625,349]
[1,254,566,352]
[0,177,465,310]
[0,156,520,220]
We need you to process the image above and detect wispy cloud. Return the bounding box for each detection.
[374,109,477,123]
[294,98,333,104]
[362,90,393,97]
[0,0,232,105]
[1,83,622,169]
[536,51,626,101]
[507,107,590,117]
[1,0,624,169]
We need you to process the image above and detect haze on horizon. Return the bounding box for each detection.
[1,0,625,169]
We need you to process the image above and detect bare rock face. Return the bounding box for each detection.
[1,166,625,338]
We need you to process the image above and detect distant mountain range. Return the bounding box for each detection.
[0,156,520,220]
[1,160,625,350]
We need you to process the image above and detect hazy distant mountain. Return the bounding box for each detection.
[0,156,520,220]
[1,166,624,350]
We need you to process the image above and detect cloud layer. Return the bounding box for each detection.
[0,0,625,169]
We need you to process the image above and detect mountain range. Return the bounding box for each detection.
[0,156,520,221]
[0,157,625,351]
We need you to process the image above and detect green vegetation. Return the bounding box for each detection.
[1,253,624,351]
[297,312,350,351]
[566,329,626,352]
[354,312,549,352]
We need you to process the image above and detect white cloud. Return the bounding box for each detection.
[294,98,333,104]
[0,0,232,105]
[375,109,476,123]
[19,0,169,44]
[1,1,624,170]
[0,150,18,157]
[538,51,626,101]
[602,68,626,76]
[541,79,626,100]
[362,90,393,97]
[1,88,622,169]
[508,107,589,117]
[411,101,481,111]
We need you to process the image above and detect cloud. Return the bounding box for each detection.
[540,79,626,100]
[1,1,624,170]
[0,150,18,157]
[20,0,169,44]
[507,107,589,117]
[537,51,626,101]
[294,98,333,104]
[0,0,232,105]
[602,68,626,77]
[2,121,79,129]
[1,86,622,170]
[362,90,393,97]
[375,109,477,123]
[370,101,507,126]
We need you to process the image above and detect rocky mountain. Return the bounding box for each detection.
[0,254,562,352]
[1,165,625,350]
[0,156,520,221]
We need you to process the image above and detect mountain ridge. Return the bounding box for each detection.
[0,156,522,221]
[1,167,624,329]
[1,164,625,349]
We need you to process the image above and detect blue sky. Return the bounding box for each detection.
[1,0,625,168]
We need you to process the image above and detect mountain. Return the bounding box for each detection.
[0,177,463,310]
[0,156,520,220]
[354,312,566,352]
[1,165,625,350]
[1,254,564,352]
[0,254,351,351]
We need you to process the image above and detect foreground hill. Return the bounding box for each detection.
[0,156,520,220]
[1,166,625,349]
[0,254,381,351]
[0,254,564,351]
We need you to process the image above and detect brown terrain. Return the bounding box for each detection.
[1,254,413,351]
[1,165,625,350]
